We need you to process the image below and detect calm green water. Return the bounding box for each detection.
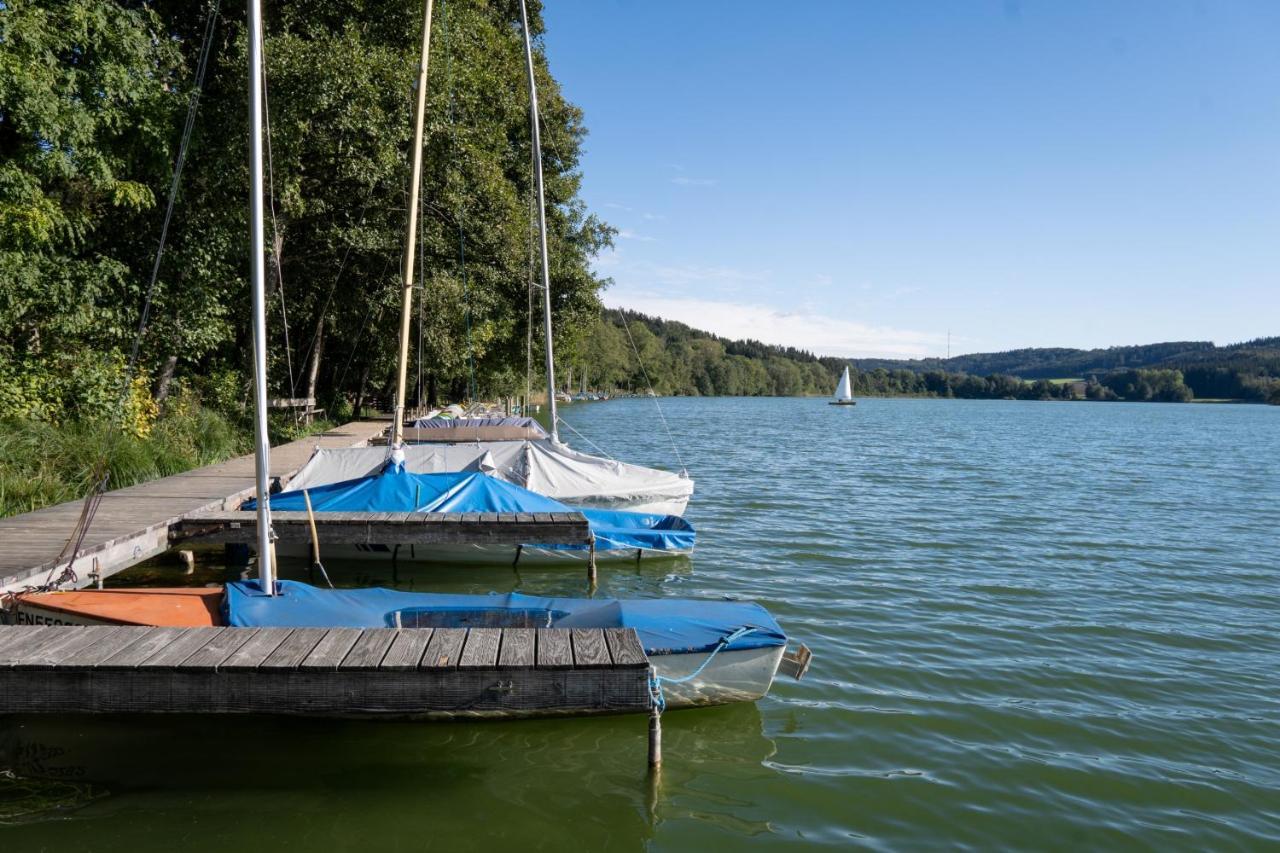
[3,397,1278,849]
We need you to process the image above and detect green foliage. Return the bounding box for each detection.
[0,0,186,417]
[1,0,612,425]
[0,396,247,518]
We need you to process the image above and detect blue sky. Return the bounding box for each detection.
[540,0,1280,358]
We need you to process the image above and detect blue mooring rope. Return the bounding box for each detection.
[648,626,761,713]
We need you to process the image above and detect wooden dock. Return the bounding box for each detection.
[0,625,652,718]
[172,510,592,547]
[0,421,388,594]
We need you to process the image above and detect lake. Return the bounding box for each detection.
[2,397,1277,848]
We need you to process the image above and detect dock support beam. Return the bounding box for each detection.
[648,703,662,769]
[587,537,598,589]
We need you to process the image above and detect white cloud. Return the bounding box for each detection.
[670,176,716,187]
[603,292,943,359]
[647,264,769,287]
[617,229,656,242]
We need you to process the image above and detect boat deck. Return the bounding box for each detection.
[0,624,653,718]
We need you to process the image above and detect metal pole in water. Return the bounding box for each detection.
[247,0,274,594]
[392,0,435,447]
[518,0,559,441]
[648,702,662,769]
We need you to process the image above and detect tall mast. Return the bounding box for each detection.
[519,0,558,440]
[392,0,435,446]
[247,0,274,593]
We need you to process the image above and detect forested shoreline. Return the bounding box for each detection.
[571,311,1280,405]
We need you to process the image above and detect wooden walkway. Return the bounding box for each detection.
[0,625,652,718]
[0,421,388,594]
[173,510,592,547]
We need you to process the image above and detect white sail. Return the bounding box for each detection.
[834,366,852,401]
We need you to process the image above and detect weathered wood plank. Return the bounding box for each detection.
[458,628,501,668]
[100,627,191,669]
[62,628,150,667]
[381,629,433,670]
[421,628,466,668]
[182,627,260,671]
[340,629,397,670]
[535,628,572,669]
[0,626,62,661]
[0,625,654,718]
[140,627,224,667]
[299,628,362,670]
[603,628,648,668]
[7,627,116,669]
[570,628,612,667]
[220,629,292,670]
[170,511,590,546]
[497,628,535,669]
[260,628,328,669]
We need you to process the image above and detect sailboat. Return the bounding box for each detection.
[274,0,694,570]
[8,0,807,710]
[829,365,856,406]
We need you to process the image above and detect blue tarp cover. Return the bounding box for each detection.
[252,466,694,553]
[226,580,785,655]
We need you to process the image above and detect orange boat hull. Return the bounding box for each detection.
[9,588,224,627]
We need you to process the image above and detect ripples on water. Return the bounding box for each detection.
[2,397,1277,849]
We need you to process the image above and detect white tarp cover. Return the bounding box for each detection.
[285,440,693,516]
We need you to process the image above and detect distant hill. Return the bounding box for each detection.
[850,338,1280,378]
[580,311,1279,403]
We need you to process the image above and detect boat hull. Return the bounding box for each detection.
[650,645,784,708]
[5,588,222,627]
[828,400,857,405]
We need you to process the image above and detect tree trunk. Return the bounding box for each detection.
[304,316,324,424]
[153,354,179,404]
[427,372,438,409]
[353,364,370,419]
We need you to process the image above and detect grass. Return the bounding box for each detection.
[0,405,251,519]
[0,404,345,519]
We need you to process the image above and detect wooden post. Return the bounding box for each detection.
[178,550,195,575]
[587,537,598,589]
[648,702,662,769]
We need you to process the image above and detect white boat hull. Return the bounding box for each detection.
[650,645,785,708]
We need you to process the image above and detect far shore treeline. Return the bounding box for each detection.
[575,311,1280,405]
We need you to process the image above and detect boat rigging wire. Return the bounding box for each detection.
[440,0,477,402]
[621,317,687,474]
[260,32,297,402]
[18,0,222,597]
[554,415,614,460]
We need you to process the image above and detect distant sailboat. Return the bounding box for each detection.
[830,366,856,406]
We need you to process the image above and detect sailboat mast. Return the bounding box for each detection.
[247,0,274,593]
[518,0,559,441]
[392,0,435,446]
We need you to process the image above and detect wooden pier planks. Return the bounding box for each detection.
[0,421,389,594]
[170,510,592,547]
[0,625,651,718]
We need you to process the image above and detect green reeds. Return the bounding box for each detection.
[0,404,248,519]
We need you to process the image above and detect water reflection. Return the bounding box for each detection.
[0,701,776,850]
